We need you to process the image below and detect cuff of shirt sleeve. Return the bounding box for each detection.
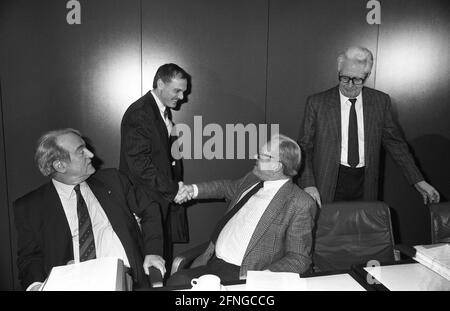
[193,184,199,198]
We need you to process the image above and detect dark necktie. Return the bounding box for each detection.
[74,184,96,262]
[348,98,359,168]
[163,108,172,136]
[210,181,264,243]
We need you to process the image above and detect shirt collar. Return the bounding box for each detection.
[52,179,86,199]
[339,90,362,106]
[150,89,167,116]
[261,178,289,190]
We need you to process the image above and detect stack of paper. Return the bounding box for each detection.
[42,257,129,291]
[414,244,450,281]
[245,270,306,291]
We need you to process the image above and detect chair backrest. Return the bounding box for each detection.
[429,202,450,244]
[313,201,395,272]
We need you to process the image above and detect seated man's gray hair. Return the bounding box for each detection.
[35,128,81,177]
[272,134,302,177]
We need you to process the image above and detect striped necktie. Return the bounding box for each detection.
[74,184,96,262]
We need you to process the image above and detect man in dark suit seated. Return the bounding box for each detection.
[13,128,165,290]
[298,46,440,207]
[167,134,317,286]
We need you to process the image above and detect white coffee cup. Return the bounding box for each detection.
[190,274,222,291]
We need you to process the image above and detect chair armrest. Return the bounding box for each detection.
[170,242,210,275]
[394,244,416,259]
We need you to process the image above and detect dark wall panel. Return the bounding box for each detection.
[267,0,379,139]
[0,0,141,289]
[142,0,268,254]
[0,79,14,290]
[376,0,450,245]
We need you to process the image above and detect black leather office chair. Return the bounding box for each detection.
[429,202,450,244]
[312,201,396,272]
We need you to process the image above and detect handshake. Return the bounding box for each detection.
[174,182,195,204]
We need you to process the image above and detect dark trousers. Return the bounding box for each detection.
[334,164,365,201]
[163,215,173,282]
[166,256,240,287]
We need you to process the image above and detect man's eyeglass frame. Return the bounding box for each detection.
[255,153,280,162]
[338,74,368,85]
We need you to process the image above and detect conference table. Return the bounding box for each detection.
[149,259,449,291]
[218,271,367,291]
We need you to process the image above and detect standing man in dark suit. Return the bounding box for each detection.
[120,63,190,274]
[298,46,440,207]
[14,129,164,290]
[167,135,316,286]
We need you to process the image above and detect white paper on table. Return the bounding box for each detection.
[245,270,306,291]
[42,257,125,291]
[364,263,450,291]
[304,273,366,291]
[413,244,450,280]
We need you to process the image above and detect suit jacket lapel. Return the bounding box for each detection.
[329,87,341,158]
[87,176,142,269]
[144,91,170,148]
[243,181,293,257]
[44,183,73,258]
[86,176,121,221]
[227,174,261,212]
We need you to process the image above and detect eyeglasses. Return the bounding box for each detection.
[255,153,279,162]
[338,74,367,85]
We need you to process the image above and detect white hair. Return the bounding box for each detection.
[337,46,374,74]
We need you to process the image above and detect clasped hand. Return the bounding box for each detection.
[174,182,195,204]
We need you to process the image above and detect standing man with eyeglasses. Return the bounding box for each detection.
[298,46,440,207]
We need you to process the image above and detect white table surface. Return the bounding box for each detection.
[217,273,365,291]
[364,263,450,291]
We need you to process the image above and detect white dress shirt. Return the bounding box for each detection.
[51,179,130,267]
[339,91,365,167]
[196,179,290,266]
[150,90,172,136]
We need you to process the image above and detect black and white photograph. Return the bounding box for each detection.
[0,0,449,300]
